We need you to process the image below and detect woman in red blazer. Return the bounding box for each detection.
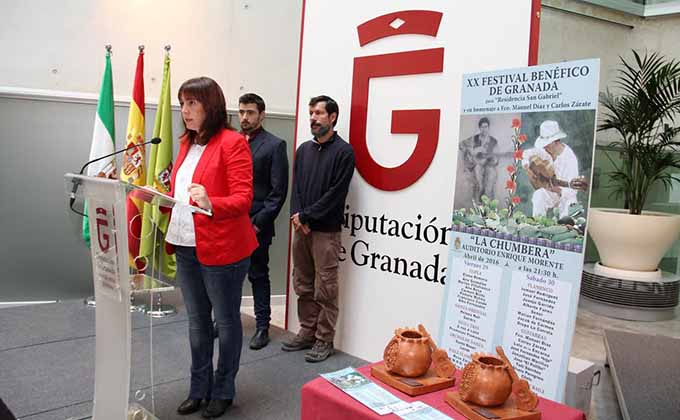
[167,77,258,418]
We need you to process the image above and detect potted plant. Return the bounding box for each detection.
[589,50,680,273]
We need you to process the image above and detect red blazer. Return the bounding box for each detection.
[169,128,258,266]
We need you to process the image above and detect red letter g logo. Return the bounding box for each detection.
[350,10,444,191]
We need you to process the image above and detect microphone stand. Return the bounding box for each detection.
[69,138,161,217]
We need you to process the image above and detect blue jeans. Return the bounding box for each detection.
[175,246,250,400]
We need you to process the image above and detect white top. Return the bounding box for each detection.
[552,144,579,203]
[166,144,206,246]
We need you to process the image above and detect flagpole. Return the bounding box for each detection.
[144,44,176,320]
[85,43,115,308]
[127,44,148,313]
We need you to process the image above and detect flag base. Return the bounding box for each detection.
[143,303,176,318]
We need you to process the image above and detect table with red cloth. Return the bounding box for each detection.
[301,363,586,420]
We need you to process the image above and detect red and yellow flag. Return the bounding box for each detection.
[120,48,146,270]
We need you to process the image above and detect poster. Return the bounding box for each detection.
[440,59,600,401]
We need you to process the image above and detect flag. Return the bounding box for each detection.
[139,52,175,279]
[120,48,146,269]
[83,49,116,246]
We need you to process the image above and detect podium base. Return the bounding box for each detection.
[128,403,159,420]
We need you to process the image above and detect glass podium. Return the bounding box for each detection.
[64,173,207,420]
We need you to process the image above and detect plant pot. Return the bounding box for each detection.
[589,208,680,272]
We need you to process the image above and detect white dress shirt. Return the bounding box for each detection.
[166,144,206,246]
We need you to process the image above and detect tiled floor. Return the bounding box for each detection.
[572,306,680,364]
[3,296,677,419]
[570,305,680,420]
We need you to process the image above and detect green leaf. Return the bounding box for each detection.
[598,50,680,214]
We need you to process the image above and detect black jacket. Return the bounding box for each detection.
[291,132,355,232]
[248,128,289,241]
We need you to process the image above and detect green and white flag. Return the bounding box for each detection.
[83,50,116,245]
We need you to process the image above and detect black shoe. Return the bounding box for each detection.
[249,328,270,350]
[202,399,232,418]
[281,334,315,352]
[305,340,334,363]
[177,398,203,415]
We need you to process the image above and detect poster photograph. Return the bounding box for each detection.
[440,59,600,402]
[453,110,595,249]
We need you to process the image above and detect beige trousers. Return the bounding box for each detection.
[292,230,341,343]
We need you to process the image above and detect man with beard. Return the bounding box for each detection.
[238,93,289,350]
[282,95,355,362]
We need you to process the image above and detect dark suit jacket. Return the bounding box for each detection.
[248,128,289,243]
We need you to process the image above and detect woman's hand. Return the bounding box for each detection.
[188,183,212,211]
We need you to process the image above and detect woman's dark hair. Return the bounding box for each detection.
[478,117,490,127]
[178,77,233,144]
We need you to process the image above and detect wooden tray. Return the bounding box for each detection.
[370,364,455,396]
[445,391,541,420]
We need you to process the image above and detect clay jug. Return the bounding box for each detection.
[383,327,432,378]
[459,353,512,406]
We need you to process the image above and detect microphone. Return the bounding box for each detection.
[79,137,161,175]
[69,137,162,215]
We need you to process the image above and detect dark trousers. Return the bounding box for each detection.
[292,231,341,343]
[248,234,272,330]
[176,246,249,400]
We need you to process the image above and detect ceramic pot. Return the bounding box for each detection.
[459,353,512,407]
[383,328,432,378]
[589,208,680,272]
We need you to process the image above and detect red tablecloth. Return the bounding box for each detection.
[301,363,586,420]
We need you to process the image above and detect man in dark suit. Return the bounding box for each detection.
[238,93,289,350]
